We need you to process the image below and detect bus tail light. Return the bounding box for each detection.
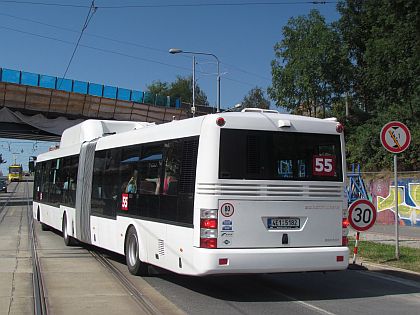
[342,210,349,246]
[200,238,217,249]
[219,258,229,265]
[336,123,344,133]
[200,209,218,249]
[216,117,225,127]
[201,218,218,229]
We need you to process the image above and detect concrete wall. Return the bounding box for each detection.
[366,175,420,227]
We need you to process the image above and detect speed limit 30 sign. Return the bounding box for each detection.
[348,199,377,232]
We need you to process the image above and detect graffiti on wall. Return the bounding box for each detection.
[369,178,420,227]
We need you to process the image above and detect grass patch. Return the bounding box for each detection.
[349,239,420,273]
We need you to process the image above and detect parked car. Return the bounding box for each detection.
[0,179,7,193]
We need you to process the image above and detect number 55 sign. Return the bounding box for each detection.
[313,156,336,176]
[348,199,377,231]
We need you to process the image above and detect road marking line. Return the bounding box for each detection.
[356,270,420,289]
[277,292,337,315]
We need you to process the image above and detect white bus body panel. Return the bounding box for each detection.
[191,246,348,275]
[33,112,348,276]
[216,199,342,248]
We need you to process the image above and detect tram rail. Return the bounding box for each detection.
[0,180,20,224]
[7,180,171,315]
[90,251,162,315]
[25,181,49,315]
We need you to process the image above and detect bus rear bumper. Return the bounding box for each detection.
[191,246,349,275]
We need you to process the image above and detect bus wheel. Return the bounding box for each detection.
[37,208,48,231]
[125,226,149,276]
[62,214,76,246]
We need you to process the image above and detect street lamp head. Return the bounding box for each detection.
[169,48,183,54]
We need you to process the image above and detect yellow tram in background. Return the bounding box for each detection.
[8,164,23,182]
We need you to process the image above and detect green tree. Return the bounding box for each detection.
[336,0,419,170]
[147,80,169,96]
[242,87,270,109]
[146,76,209,106]
[169,76,209,106]
[269,9,349,118]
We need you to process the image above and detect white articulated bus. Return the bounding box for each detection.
[33,109,349,276]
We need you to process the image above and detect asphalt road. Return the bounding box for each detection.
[2,181,419,315]
[136,264,420,315]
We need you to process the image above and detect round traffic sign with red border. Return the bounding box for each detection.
[220,203,234,217]
[380,121,411,154]
[348,199,377,232]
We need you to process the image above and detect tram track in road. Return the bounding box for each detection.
[0,181,20,224]
[89,250,164,315]
[21,178,180,315]
[24,181,49,315]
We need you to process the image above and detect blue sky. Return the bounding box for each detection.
[0,0,340,175]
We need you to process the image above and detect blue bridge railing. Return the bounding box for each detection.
[0,68,180,108]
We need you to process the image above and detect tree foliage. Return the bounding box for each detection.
[147,76,209,106]
[269,10,350,118]
[336,0,419,171]
[269,1,419,171]
[242,87,270,109]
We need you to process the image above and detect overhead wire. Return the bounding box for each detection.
[0,0,321,89]
[0,12,271,83]
[0,1,338,9]
[58,0,97,88]
[1,24,264,88]
[0,25,193,72]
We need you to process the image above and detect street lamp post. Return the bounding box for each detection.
[169,48,221,113]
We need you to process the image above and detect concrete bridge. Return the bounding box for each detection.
[0,68,213,141]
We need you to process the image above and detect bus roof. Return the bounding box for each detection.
[36,111,341,162]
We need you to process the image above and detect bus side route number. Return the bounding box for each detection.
[312,156,336,176]
[121,193,129,211]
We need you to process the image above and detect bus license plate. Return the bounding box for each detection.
[267,217,300,229]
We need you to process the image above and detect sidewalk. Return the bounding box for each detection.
[349,223,420,249]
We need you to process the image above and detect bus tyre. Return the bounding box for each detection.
[37,208,48,231]
[125,227,149,276]
[63,214,76,246]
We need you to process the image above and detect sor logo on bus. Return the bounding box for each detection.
[121,193,129,211]
[312,155,336,176]
[220,203,234,217]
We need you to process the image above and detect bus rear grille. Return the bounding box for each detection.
[196,183,344,199]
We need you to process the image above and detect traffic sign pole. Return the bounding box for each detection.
[348,199,377,265]
[380,121,410,260]
[352,231,360,264]
[394,154,399,259]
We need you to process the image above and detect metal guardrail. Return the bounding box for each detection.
[0,67,180,108]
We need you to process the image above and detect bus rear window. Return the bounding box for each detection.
[219,129,343,182]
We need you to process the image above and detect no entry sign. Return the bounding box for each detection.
[380,121,411,154]
[348,199,377,232]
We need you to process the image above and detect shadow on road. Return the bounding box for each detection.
[41,225,420,304]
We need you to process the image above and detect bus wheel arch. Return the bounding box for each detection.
[125,225,149,276]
